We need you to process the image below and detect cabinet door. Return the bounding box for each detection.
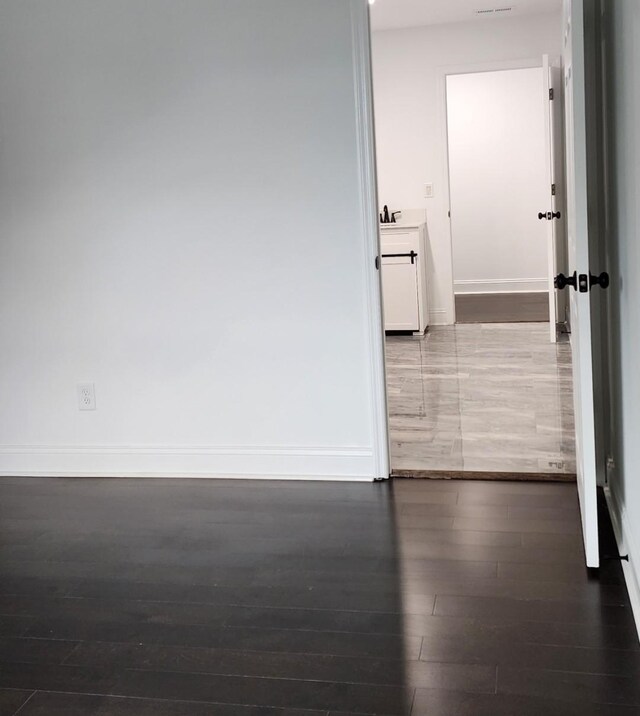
[381,257,420,331]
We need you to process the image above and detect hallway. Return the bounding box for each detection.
[0,477,637,714]
[386,324,576,476]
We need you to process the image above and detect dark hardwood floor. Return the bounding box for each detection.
[0,477,637,715]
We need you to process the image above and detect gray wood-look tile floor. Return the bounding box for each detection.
[386,323,576,475]
[0,477,636,715]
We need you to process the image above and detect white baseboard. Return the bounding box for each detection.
[454,278,548,294]
[0,471,376,482]
[604,486,640,643]
[0,444,378,482]
[429,308,453,325]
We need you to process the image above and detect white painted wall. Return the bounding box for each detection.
[447,69,549,295]
[0,0,386,480]
[603,0,640,630]
[372,13,563,323]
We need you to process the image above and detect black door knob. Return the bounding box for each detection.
[539,211,562,220]
[554,271,578,290]
[589,272,610,289]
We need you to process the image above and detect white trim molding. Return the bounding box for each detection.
[605,486,640,642]
[454,278,549,294]
[0,444,376,482]
[350,0,390,480]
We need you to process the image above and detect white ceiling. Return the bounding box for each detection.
[370,0,563,32]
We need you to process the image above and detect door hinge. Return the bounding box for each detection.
[551,183,556,196]
[549,88,555,100]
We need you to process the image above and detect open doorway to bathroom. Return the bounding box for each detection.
[447,67,555,326]
[371,6,576,480]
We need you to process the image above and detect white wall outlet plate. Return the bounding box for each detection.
[77,383,96,411]
[424,183,434,198]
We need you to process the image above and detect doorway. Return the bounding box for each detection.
[447,67,550,325]
[367,0,612,571]
[376,56,576,480]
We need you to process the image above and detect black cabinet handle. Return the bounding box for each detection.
[381,251,418,265]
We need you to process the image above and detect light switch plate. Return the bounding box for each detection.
[425,183,434,198]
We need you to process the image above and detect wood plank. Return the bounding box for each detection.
[0,477,635,715]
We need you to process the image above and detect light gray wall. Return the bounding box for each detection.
[0,0,384,479]
[603,0,640,618]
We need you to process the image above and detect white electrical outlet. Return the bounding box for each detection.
[77,383,96,411]
[425,183,434,198]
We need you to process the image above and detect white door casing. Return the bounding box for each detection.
[352,0,391,480]
[542,55,569,343]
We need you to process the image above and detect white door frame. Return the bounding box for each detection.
[542,54,568,344]
[352,0,390,480]
[355,5,584,487]
[354,14,571,478]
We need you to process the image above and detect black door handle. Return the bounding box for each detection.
[555,271,609,292]
[554,271,577,290]
[539,211,562,220]
[589,272,610,289]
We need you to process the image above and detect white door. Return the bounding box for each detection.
[542,56,568,343]
[563,0,600,568]
[446,69,549,304]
